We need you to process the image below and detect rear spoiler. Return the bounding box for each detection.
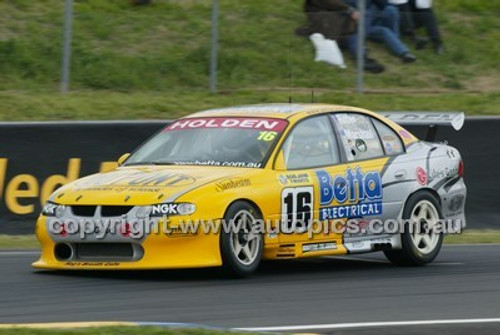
[380,112,465,142]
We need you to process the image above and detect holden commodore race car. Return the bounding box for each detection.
[33,104,467,276]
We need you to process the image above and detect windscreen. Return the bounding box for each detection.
[125,117,288,168]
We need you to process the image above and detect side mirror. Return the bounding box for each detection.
[117,153,131,166]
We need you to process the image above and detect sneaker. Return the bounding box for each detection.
[364,57,385,74]
[401,52,417,63]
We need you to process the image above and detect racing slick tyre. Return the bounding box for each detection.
[384,191,444,266]
[220,201,264,277]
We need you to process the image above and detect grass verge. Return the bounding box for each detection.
[0,235,39,249]
[444,230,500,244]
[1,230,500,250]
[0,90,498,121]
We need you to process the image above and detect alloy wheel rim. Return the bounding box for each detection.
[410,200,440,254]
[229,210,260,266]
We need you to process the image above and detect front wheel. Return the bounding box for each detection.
[220,201,263,277]
[384,191,443,266]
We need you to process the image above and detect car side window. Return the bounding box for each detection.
[333,113,384,161]
[282,115,340,170]
[372,119,405,156]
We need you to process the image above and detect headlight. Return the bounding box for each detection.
[136,205,153,219]
[149,203,196,217]
[176,203,196,215]
[42,202,66,218]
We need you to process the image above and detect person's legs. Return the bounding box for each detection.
[347,33,385,73]
[368,25,414,60]
[395,3,415,37]
[348,8,372,58]
[381,5,401,37]
[367,5,416,61]
[416,10,442,43]
[371,5,402,35]
[412,8,443,53]
[394,3,428,49]
[347,34,359,57]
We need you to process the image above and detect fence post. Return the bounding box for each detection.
[61,0,74,94]
[209,0,219,93]
[356,0,366,94]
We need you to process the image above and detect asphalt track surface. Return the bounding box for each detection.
[2,244,500,334]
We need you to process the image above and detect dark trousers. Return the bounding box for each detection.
[394,1,442,45]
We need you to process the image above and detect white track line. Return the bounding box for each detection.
[235,318,500,331]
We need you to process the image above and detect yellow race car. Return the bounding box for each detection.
[34,104,466,276]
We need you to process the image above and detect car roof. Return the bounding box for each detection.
[186,103,374,120]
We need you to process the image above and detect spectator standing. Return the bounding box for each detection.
[389,0,444,54]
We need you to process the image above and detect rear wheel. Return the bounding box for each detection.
[384,191,443,266]
[220,201,263,277]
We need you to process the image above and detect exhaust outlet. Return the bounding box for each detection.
[54,243,73,261]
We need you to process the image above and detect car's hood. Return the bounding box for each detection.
[50,165,246,205]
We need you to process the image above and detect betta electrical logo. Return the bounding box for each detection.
[316,168,383,220]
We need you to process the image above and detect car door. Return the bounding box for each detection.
[274,115,344,246]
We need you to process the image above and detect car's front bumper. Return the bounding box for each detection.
[32,216,223,270]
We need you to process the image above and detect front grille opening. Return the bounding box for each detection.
[76,243,135,260]
[101,206,133,217]
[71,206,97,217]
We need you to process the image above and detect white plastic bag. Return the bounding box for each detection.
[415,0,432,9]
[309,33,346,69]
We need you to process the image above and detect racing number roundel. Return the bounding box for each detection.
[281,187,314,233]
